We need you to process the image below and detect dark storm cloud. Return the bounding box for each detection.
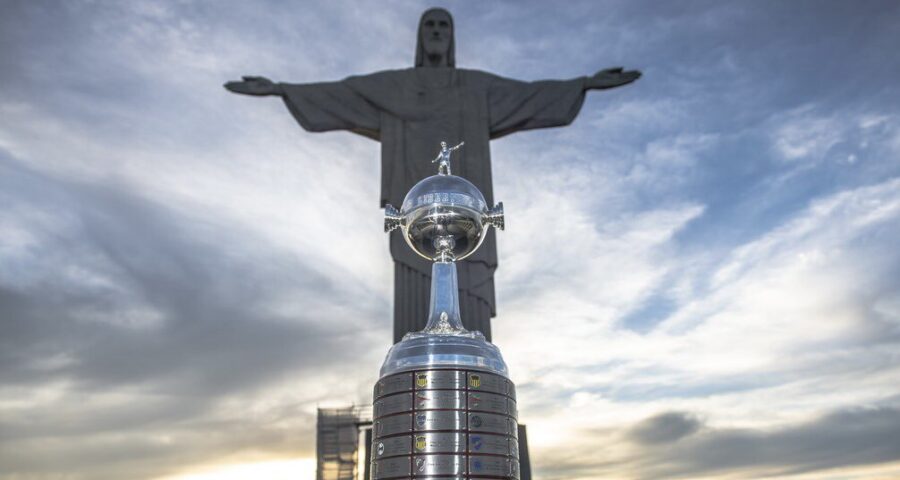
[629,407,900,479]
[0,153,380,478]
[628,411,703,445]
[0,153,366,390]
[535,407,900,479]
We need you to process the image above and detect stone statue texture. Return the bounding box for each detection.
[225,8,641,343]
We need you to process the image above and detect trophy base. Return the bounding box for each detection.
[371,367,520,479]
[379,332,508,378]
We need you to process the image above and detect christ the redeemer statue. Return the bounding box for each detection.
[225,8,640,343]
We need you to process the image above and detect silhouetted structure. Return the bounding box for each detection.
[231,8,639,478]
[225,8,640,343]
[316,407,371,480]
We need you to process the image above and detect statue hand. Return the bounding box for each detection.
[223,76,282,96]
[586,67,642,90]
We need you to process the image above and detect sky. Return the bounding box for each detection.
[1,0,900,479]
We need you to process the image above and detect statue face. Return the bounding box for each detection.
[420,9,452,58]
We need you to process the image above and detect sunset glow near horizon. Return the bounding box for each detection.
[158,458,316,480]
[2,1,900,479]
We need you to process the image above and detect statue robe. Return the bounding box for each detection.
[280,67,586,343]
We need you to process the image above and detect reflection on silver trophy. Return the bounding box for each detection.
[386,141,503,264]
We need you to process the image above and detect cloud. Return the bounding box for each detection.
[773,110,845,161]
[497,171,900,479]
[533,406,900,480]
[0,153,386,479]
[632,406,900,479]
[628,411,702,445]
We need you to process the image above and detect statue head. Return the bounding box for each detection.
[415,8,455,68]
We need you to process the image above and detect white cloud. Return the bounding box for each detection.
[770,106,900,170]
[773,109,844,161]
[503,176,900,465]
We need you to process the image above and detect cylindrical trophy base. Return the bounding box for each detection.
[371,368,520,479]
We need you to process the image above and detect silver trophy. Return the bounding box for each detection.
[373,142,519,479]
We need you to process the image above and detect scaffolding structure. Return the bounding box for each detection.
[315,406,372,480]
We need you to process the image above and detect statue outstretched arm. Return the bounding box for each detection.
[225,74,382,140]
[584,67,642,90]
[224,76,284,96]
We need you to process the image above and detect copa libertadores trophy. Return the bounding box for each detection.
[372,141,517,479]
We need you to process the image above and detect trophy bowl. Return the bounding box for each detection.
[386,174,503,261]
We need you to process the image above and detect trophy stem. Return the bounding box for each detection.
[422,261,466,334]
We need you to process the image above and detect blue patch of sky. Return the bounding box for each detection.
[619,292,678,333]
[558,0,900,260]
